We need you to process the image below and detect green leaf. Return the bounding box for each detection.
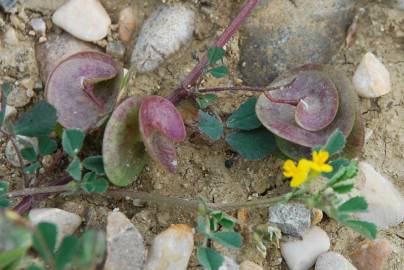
[27,264,46,270]
[211,211,224,221]
[333,184,354,194]
[211,231,242,249]
[91,178,108,193]
[0,222,31,269]
[55,235,79,270]
[81,173,108,193]
[226,98,261,130]
[73,230,106,268]
[67,157,82,181]
[21,147,37,162]
[33,222,57,262]
[338,196,368,213]
[83,156,105,175]
[344,220,377,239]
[208,47,225,64]
[24,162,41,174]
[198,110,223,141]
[219,217,236,229]
[14,101,57,137]
[197,247,224,270]
[0,198,10,208]
[323,159,350,179]
[210,66,229,78]
[323,129,346,156]
[196,94,218,110]
[38,137,57,156]
[0,180,9,194]
[62,129,85,157]
[225,128,276,160]
[0,82,11,127]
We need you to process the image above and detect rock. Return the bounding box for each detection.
[268,203,311,236]
[104,211,145,270]
[52,0,111,42]
[119,6,139,44]
[315,252,357,270]
[0,0,16,12]
[219,256,239,270]
[387,0,404,10]
[350,239,392,270]
[144,224,194,270]
[5,136,38,167]
[311,208,323,225]
[106,41,126,59]
[280,226,330,270]
[355,162,404,229]
[30,18,46,36]
[239,0,357,86]
[35,32,100,82]
[131,4,195,73]
[6,86,31,107]
[19,0,65,12]
[3,27,18,46]
[353,52,391,98]
[240,260,263,270]
[28,208,81,246]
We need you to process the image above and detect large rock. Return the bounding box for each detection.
[350,239,392,270]
[239,0,357,86]
[268,203,311,237]
[315,251,357,270]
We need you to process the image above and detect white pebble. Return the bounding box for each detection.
[353,52,391,98]
[315,251,357,270]
[280,226,330,270]
[30,18,46,36]
[52,0,111,42]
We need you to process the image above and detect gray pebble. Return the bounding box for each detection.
[268,203,311,237]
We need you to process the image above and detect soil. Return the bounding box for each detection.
[0,0,403,269]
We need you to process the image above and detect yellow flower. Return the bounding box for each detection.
[283,159,311,188]
[310,150,333,173]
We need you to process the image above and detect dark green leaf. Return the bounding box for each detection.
[208,47,225,65]
[24,162,41,174]
[225,128,276,160]
[338,196,368,213]
[323,129,346,156]
[210,66,229,78]
[33,222,57,262]
[62,129,85,157]
[0,180,9,194]
[198,110,223,141]
[333,184,354,194]
[67,157,82,181]
[14,101,57,137]
[344,220,377,239]
[0,82,11,127]
[55,235,79,270]
[211,211,224,222]
[0,198,10,208]
[226,98,261,130]
[323,159,350,179]
[211,232,242,249]
[38,137,57,156]
[83,156,105,175]
[74,230,106,268]
[81,173,108,193]
[196,94,218,109]
[91,178,108,193]
[197,247,224,270]
[27,264,46,270]
[21,147,37,162]
[219,217,236,229]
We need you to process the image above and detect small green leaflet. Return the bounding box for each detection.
[38,136,57,156]
[82,172,108,193]
[323,129,346,156]
[14,101,57,137]
[33,222,57,262]
[196,94,217,109]
[0,180,10,208]
[210,66,229,78]
[24,162,41,174]
[198,110,223,141]
[211,231,242,249]
[55,235,79,270]
[21,147,37,162]
[338,196,368,213]
[83,156,105,175]
[322,159,349,179]
[226,98,261,130]
[197,247,224,270]
[0,82,11,127]
[225,128,276,160]
[207,47,225,65]
[344,220,377,240]
[332,184,354,194]
[74,230,106,268]
[62,129,85,157]
[67,157,82,181]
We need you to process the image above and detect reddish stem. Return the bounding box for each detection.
[167,0,259,105]
[197,86,267,93]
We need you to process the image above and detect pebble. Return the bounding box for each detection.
[28,208,81,246]
[144,224,194,270]
[6,86,32,107]
[268,203,311,236]
[5,136,38,167]
[350,239,392,270]
[315,252,357,270]
[30,18,46,36]
[131,4,195,73]
[240,260,263,270]
[353,52,391,98]
[3,27,18,46]
[239,0,356,86]
[119,6,138,44]
[311,208,323,225]
[52,0,111,42]
[280,226,330,270]
[106,41,126,59]
[0,0,16,12]
[355,162,404,229]
[104,211,145,270]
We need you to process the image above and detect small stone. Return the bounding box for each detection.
[5,136,38,167]
[131,4,195,73]
[28,208,81,246]
[240,261,263,270]
[355,162,404,229]
[280,226,330,270]
[52,0,111,42]
[6,87,31,107]
[30,18,46,36]
[144,224,194,270]
[106,41,125,59]
[0,0,16,12]
[104,211,145,270]
[311,208,323,225]
[315,252,357,270]
[350,239,392,270]
[119,6,138,44]
[3,27,18,46]
[353,52,391,98]
[268,203,311,236]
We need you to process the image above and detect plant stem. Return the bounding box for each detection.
[8,185,73,198]
[197,86,267,93]
[167,0,259,105]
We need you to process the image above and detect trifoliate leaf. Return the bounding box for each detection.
[226,98,261,130]
[198,110,223,141]
[62,129,85,157]
[83,156,105,175]
[208,47,225,65]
